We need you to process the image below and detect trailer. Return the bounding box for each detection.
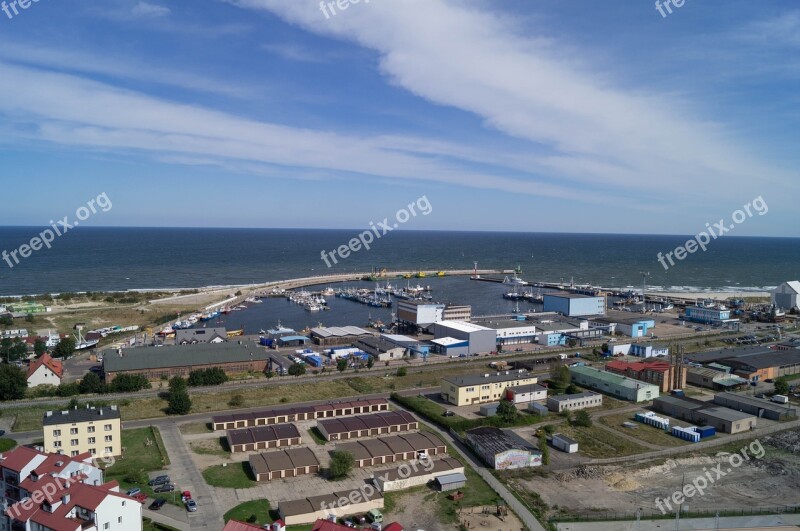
[304,354,323,367]
[551,433,579,453]
[696,425,716,439]
[772,395,789,404]
[634,411,670,430]
[671,426,700,443]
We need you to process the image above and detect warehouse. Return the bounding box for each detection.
[435,473,467,492]
[354,336,406,361]
[336,432,447,468]
[546,392,603,413]
[372,457,464,493]
[317,411,418,441]
[440,370,538,406]
[569,365,660,402]
[248,447,321,481]
[507,384,548,404]
[430,337,470,358]
[226,424,302,453]
[278,489,384,526]
[432,320,497,356]
[212,398,388,430]
[102,340,271,383]
[713,392,796,421]
[772,281,800,311]
[686,367,748,390]
[715,350,800,381]
[653,395,758,434]
[473,317,539,346]
[465,427,542,470]
[551,434,579,454]
[591,317,655,338]
[310,326,372,347]
[543,293,605,317]
[175,327,227,344]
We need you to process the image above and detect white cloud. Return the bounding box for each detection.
[131,2,170,18]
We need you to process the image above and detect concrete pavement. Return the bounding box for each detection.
[556,513,800,530]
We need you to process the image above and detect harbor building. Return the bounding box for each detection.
[474,317,538,346]
[440,371,537,406]
[605,359,685,393]
[684,306,734,325]
[569,365,660,402]
[591,316,656,338]
[354,336,407,361]
[432,320,497,356]
[175,327,227,344]
[546,392,603,413]
[713,392,796,421]
[102,340,272,382]
[396,300,473,332]
[772,281,800,311]
[310,326,371,347]
[381,334,430,357]
[543,293,605,317]
[43,406,122,458]
[465,427,542,470]
[653,395,758,434]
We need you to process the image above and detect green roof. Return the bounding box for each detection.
[103,340,269,372]
[569,365,659,391]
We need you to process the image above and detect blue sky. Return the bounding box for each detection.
[0,0,797,235]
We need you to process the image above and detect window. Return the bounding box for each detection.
[105,435,112,442]
[88,437,95,444]
[89,449,96,455]
[53,441,62,448]
[104,523,110,530]
[53,429,61,437]
[71,451,79,456]
[104,424,113,431]
[105,447,113,454]
[71,439,79,446]
[87,426,95,433]
[70,428,78,435]
[118,517,122,523]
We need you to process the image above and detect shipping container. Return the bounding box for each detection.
[696,425,716,439]
[671,426,700,442]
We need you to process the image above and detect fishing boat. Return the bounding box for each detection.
[227,328,244,337]
[268,321,296,336]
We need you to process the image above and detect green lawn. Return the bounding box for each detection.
[556,424,649,458]
[223,499,272,525]
[189,437,230,458]
[307,427,329,445]
[599,412,691,447]
[202,461,257,489]
[0,438,17,452]
[103,427,173,503]
[179,422,213,435]
[142,518,180,531]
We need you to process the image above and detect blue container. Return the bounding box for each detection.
[260,337,274,347]
[697,426,716,439]
[304,355,322,367]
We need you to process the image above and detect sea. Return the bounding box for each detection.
[0,227,797,298]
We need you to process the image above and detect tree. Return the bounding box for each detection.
[551,365,571,389]
[565,383,579,395]
[188,368,229,387]
[396,367,407,377]
[366,356,374,369]
[601,343,609,353]
[336,358,348,372]
[496,399,519,424]
[288,363,306,377]
[168,390,192,415]
[774,376,790,396]
[228,394,244,407]
[169,376,187,393]
[265,370,275,380]
[79,372,106,394]
[0,315,13,326]
[573,410,592,427]
[53,337,77,359]
[567,339,578,348]
[110,374,150,393]
[539,432,550,466]
[328,450,354,480]
[1,338,27,363]
[0,364,27,401]
[34,338,47,357]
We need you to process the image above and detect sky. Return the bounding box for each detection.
[0,0,797,236]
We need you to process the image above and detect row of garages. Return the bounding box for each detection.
[278,489,384,526]
[248,447,321,481]
[336,432,447,468]
[317,411,418,441]
[212,398,389,430]
[227,424,302,453]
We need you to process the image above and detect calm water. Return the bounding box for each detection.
[0,227,797,296]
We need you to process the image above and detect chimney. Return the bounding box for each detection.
[62,493,70,505]
[46,411,53,417]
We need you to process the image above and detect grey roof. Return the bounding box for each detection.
[654,395,706,411]
[715,392,795,412]
[719,350,800,370]
[509,384,548,393]
[43,407,120,426]
[685,346,776,364]
[174,328,227,343]
[310,326,371,338]
[465,427,538,455]
[355,336,404,352]
[442,370,534,387]
[548,392,601,403]
[552,433,578,445]
[544,293,595,299]
[373,456,462,482]
[698,407,756,422]
[435,472,467,485]
[103,340,268,372]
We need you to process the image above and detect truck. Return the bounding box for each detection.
[772,394,789,404]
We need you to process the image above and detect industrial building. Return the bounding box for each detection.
[354,336,407,361]
[336,432,447,468]
[395,301,472,332]
[507,384,548,404]
[684,306,735,325]
[653,395,757,434]
[569,365,660,402]
[543,293,605,317]
[248,447,321,481]
[278,489,384,526]
[605,359,685,393]
[381,334,430,357]
[42,406,122,457]
[212,399,388,430]
[226,424,302,453]
[317,411,418,441]
[546,392,603,413]
[465,427,542,470]
[175,327,227,344]
[474,317,538,346]
[310,326,372,347]
[431,320,497,356]
[551,434,579,453]
[102,340,271,383]
[372,457,464,493]
[440,371,537,406]
[772,281,800,311]
[713,392,796,421]
[716,350,800,381]
[686,367,748,390]
[591,316,656,338]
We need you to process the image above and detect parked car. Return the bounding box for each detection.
[126,488,141,497]
[0,430,5,437]
[186,499,198,512]
[148,475,170,486]
[133,493,148,504]
[153,484,175,493]
[149,498,167,511]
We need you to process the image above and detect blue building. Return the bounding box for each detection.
[543,293,605,317]
[541,332,567,346]
[685,306,732,324]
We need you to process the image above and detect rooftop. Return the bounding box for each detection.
[548,391,601,402]
[544,292,596,299]
[43,406,120,426]
[719,350,800,370]
[310,326,371,338]
[373,456,462,482]
[715,392,796,412]
[465,426,539,455]
[442,370,535,387]
[699,406,756,422]
[684,345,777,364]
[569,365,660,390]
[435,320,493,333]
[103,340,268,372]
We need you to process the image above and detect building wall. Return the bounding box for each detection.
[104,359,268,383]
[510,388,547,404]
[27,366,61,388]
[712,394,795,421]
[569,368,659,403]
[546,393,603,412]
[96,492,144,531]
[444,306,472,321]
[685,307,731,323]
[441,375,538,406]
[280,497,384,526]
[43,418,122,458]
[493,449,542,470]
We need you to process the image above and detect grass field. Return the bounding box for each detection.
[189,437,230,458]
[103,427,173,503]
[0,439,17,452]
[179,422,213,435]
[202,461,257,489]
[142,518,180,531]
[223,499,272,525]
[307,427,329,445]
[556,424,649,458]
[599,412,691,448]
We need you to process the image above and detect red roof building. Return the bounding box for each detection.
[605,359,685,392]
[222,520,267,531]
[26,353,64,387]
